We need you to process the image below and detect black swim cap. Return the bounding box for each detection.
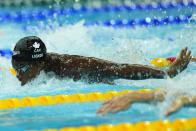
[12,36,47,62]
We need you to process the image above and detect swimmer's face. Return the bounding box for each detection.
[14,61,41,86]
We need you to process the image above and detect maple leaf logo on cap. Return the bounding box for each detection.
[33,42,40,49]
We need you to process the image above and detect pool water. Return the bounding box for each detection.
[0,2,196,131]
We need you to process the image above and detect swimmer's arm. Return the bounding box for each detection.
[112,47,191,80]
[57,54,169,80]
[116,64,168,79]
[187,96,196,104]
[128,90,167,102]
[166,95,196,116]
[96,90,167,115]
[56,47,191,80]
[118,47,191,80]
[57,49,190,80]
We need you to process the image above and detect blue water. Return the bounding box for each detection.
[0,4,196,131]
[0,5,196,30]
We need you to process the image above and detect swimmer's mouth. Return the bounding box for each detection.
[16,75,22,81]
[18,78,22,81]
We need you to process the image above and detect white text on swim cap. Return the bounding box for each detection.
[34,48,41,53]
[32,53,43,59]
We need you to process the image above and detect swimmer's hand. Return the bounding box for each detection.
[96,93,133,116]
[96,91,157,116]
[165,96,191,116]
[166,47,191,78]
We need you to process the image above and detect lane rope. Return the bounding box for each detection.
[0,89,159,110]
[0,49,12,58]
[22,14,195,31]
[0,1,194,130]
[0,0,195,8]
[0,0,195,25]
[40,118,196,131]
[0,0,196,23]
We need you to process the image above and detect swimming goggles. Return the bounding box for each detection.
[16,65,30,72]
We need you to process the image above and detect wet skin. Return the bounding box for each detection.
[96,90,196,116]
[15,61,42,86]
[166,47,192,78]
[13,47,193,116]
[14,47,191,86]
[96,47,192,116]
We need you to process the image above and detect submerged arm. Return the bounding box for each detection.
[96,90,167,115]
[166,95,196,116]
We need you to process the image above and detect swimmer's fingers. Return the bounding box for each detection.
[185,50,191,62]
[96,103,115,115]
[187,54,192,65]
[186,50,191,58]
[102,101,109,105]
[96,104,108,114]
[183,47,188,56]
[97,94,134,115]
[179,47,187,59]
[165,97,185,116]
[97,101,132,115]
[102,99,113,105]
[102,95,124,105]
[189,55,192,62]
[97,102,131,115]
[97,99,116,114]
[96,106,107,115]
[111,104,130,113]
[179,47,191,66]
[184,51,191,66]
[97,97,125,115]
[102,98,116,106]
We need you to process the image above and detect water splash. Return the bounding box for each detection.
[0,21,195,122]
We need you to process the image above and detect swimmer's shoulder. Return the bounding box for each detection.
[46,52,78,60]
[46,53,60,61]
[46,52,88,60]
[44,53,70,70]
[46,53,81,63]
[46,53,104,63]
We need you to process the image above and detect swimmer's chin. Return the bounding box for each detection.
[20,77,37,86]
[20,79,31,86]
[21,81,27,86]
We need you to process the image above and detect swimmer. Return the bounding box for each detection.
[96,89,196,116]
[12,36,191,86]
